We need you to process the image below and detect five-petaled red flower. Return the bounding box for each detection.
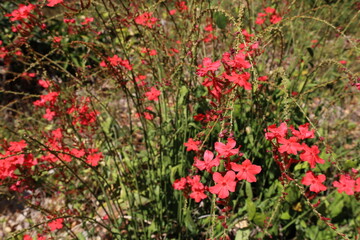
[224,71,251,90]
[194,150,220,172]
[209,171,237,199]
[184,138,201,151]
[333,175,355,195]
[196,58,221,77]
[291,123,315,140]
[43,108,56,121]
[278,137,302,155]
[230,159,262,182]
[145,87,161,101]
[215,138,239,157]
[300,144,324,168]
[173,177,187,190]
[301,171,327,193]
[265,122,288,140]
[48,218,64,231]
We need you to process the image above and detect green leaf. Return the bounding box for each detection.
[328,193,344,218]
[300,220,307,228]
[246,199,256,220]
[253,213,266,227]
[294,161,308,171]
[285,185,300,203]
[214,12,228,29]
[184,209,197,233]
[235,229,251,240]
[245,181,253,200]
[177,85,188,105]
[280,211,291,220]
[170,164,182,183]
[265,180,281,198]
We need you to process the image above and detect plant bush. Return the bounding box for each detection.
[0,0,359,239]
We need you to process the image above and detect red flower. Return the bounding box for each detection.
[355,178,360,192]
[135,12,158,28]
[333,175,355,195]
[242,29,254,41]
[47,0,63,7]
[194,150,220,172]
[188,175,207,202]
[38,79,50,88]
[291,123,315,140]
[209,171,237,199]
[143,112,154,120]
[301,171,327,193]
[23,235,32,240]
[264,7,276,14]
[8,140,27,152]
[64,18,75,24]
[229,52,252,69]
[215,138,239,157]
[48,218,63,231]
[59,153,72,162]
[299,144,324,168]
[203,33,217,43]
[108,55,123,66]
[173,177,187,190]
[189,185,207,202]
[81,17,94,25]
[278,137,302,155]
[141,48,157,56]
[6,4,36,22]
[51,128,62,140]
[70,148,85,158]
[43,108,55,121]
[33,92,59,107]
[265,122,288,140]
[270,14,282,24]
[86,152,102,166]
[193,113,205,121]
[258,76,268,81]
[184,138,201,151]
[145,87,161,101]
[339,60,347,65]
[196,58,221,77]
[101,55,132,70]
[176,1,188,12]
[230,159,262,182]
[204,24,214,32]
[255,16,266,25]
[224,71,251,90]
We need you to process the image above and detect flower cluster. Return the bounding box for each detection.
[5,4,36,22]
[266,122,360,195]
[255,7,282,25]
[174,138,261,201]
[333,172,360,195]
[196,29,262,103]
[0,140,37,180]
[135,12,158,28]
[100,54,133,71]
